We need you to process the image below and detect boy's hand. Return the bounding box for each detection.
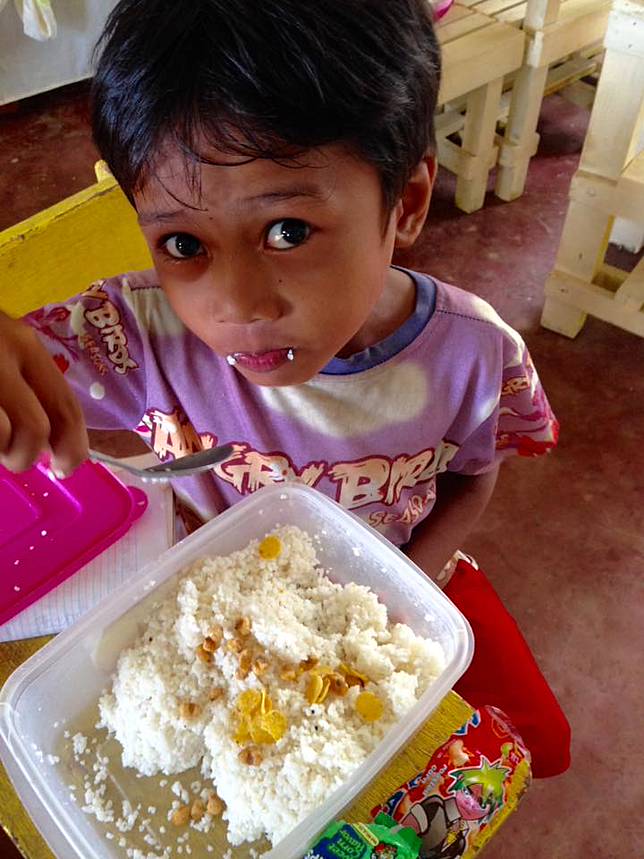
[0,311,88,475]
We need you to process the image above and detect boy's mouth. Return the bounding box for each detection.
[226,348,295,373]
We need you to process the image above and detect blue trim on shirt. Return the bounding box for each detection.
[321,268,436,376]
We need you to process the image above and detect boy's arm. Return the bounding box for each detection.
[405,466,499,587]
[404,309,558,588]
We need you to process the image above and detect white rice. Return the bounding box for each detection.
[98,526,445,846]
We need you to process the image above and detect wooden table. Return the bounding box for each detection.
[0,638,525,858]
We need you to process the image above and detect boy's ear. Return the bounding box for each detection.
[393,154,436,250]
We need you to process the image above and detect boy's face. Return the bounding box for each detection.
[135,144,431,386]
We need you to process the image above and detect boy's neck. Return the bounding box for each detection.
[336,267,416,359]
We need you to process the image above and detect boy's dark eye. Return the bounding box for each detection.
[265,219,310,250]
[163,233,204,259]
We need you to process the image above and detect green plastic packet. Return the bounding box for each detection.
[305,813,421,859]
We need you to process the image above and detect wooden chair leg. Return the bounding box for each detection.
[580,47,644,179]
[455,77,504,213]
[541,201,613,337]
[496,64,548,201]
[540,292,588,337]
[555,202,614,282]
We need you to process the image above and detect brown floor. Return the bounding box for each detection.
[1,83,643,858]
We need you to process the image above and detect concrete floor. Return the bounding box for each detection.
[1,82,643,858]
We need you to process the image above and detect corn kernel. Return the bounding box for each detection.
[190,799,205,821]
[235,616,252,637]
[258,535,282,560]
[355,691,384,722]
[196,645,213,664]
[238,746,263,766]
[207,793,225,816]
[172,805,190,827]
[179,701,202,720]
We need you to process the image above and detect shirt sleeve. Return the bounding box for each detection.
[446,332,559,476]
[23,277,147,431]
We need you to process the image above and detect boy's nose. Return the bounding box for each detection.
[212,257,282,325]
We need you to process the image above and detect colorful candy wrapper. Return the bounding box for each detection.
[370,706,532,859]
[306,813,421,859]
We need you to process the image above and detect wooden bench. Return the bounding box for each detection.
[489,0,612,200]
[435,3,526,212]
[541,0,644,338]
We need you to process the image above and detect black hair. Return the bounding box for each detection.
[91,0,441,211]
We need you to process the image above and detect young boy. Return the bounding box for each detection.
[0,0,569,777]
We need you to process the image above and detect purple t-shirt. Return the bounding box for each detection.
[26,268,558,546]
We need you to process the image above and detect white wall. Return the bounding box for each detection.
[0,0,119,105]
[609,125,644,253]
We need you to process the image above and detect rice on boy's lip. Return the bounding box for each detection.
[227,348,295,373]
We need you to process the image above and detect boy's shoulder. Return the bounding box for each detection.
[101,268,163,299]
[424,276,526,364]
[432,278,513,333]
[81,269,187,339]
[78,268,163,307]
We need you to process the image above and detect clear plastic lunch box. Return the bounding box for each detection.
[0,483,473,858]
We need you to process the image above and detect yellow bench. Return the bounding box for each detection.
[0,163,151,318]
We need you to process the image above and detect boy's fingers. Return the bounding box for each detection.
[21,352,89,476]
[0,380,52,472]
[0,320,87,476]
[49,414,90,477]
[0,407,11,457]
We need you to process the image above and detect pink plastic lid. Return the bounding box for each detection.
[433,0,455,19]
[0,459,148,626]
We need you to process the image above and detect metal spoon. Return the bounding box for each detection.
[89,444,234,482]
